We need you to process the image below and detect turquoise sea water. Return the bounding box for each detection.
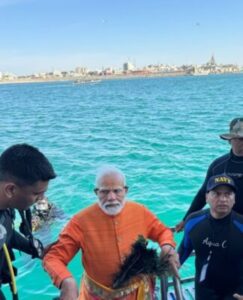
[1,74,243,299]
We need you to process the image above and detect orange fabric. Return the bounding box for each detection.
[43,201,175,299]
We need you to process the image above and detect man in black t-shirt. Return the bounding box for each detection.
[176,117,243,232]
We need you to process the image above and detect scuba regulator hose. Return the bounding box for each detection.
[2,243,18,300]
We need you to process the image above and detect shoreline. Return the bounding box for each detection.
[0,71,188,85]
[0,71,241,85]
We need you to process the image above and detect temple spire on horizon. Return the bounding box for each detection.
[208,54,216,66]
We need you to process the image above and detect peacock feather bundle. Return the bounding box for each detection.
[112,235,171,289]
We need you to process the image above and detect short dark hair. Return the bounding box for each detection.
[0,144,56,186]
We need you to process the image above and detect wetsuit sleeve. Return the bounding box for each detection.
[177,224,193,265]
[10,230,33,255]
[43,217,83,288]
[183,163,214,220]
[144,206,176,248]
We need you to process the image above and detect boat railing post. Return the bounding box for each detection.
[172,276,184,300]
[160,275,168,300]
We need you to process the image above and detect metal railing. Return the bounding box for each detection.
[160,275,194,300]
[159,227,195,300]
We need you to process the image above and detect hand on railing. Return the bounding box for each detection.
[160,245,180,279]
[174,220,185,232]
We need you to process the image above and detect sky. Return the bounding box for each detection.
[1,0,243,75]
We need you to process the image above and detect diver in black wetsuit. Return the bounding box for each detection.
[0,144,56,299]
[178,174,243,300]
[176,117,243,232]
[0,209,43,300]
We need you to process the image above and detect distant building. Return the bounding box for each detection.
[102,68,113,75]
[123,62,134,72]
[208,54,216,66]
[75,67,88,75]
[31,73,41,79]
[61,71,69,78]
[113,69,123,75]
[220,64,240,73]
[53,70,63,77]
[88,70,100,76]
[1,72,17,80]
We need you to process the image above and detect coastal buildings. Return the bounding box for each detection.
[0,56,242,83]
[0,72,17,81]
[187,55,240,75]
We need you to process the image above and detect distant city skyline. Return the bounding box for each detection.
[1,0,243,75]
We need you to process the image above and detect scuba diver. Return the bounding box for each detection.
[0,209,44,300]
[0,144,56,300]
[31,197,55,232]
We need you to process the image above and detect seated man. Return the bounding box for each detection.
[43,166,179,300]
[178,174,243,300]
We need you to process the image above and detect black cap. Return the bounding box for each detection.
[206,174,236,192]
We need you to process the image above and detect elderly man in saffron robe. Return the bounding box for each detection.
[43,166,179,300]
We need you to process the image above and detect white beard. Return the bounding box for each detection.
[99,200,126,216]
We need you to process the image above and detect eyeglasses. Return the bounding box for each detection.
[94,186,127,196]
